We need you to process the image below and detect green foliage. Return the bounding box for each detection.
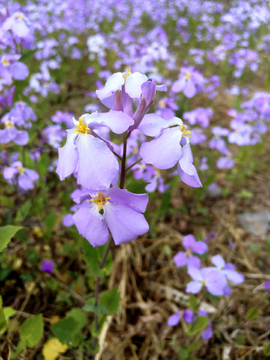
[52,317,79,345]
[238,189,254,199]
[82,238,106,277]
[189,295,199,312]
[263,341,270,356]
[44,212,55,240]
[246,307,260,321]
[186,316,208,336]
[65,308,87,331]
[12,314,44,358]
[99,286,121,315]
[0,225,24,252]
[15,199,32,222]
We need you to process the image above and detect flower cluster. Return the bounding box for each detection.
[57,70,201,247]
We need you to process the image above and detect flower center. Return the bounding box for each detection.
[186,250,192,256]
[124,68,132,83]
[18,167,24,173]
[74,117,89,134]
[159,100,166,108]
[180,124,192,136]
[185,73,191,80]
[6,119,13,129]
[17,13,24,19]
[90,192,111,212]
[2,57,10,67]
[201,280,206,286]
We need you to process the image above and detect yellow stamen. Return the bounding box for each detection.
[185,73,191,80]
[17,13,23,19]
[180,124,192,136]
[2,57,9,67]
[186,250,191,256]
[18,167,24,173]
[159,100,166,108]
[6,119,13,129]
[90,192,111,212]
[74,117,89,134]
[124,68,132,83]
[201,280,206,286]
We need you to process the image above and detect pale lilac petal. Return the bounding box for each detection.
[0,129,11,143]
[188,267,203,281]
[138,113,170,137]
[192,241,208,255]
[13,129,29,145]
[104,203,149,245]
[187,256,201,268]
[186,281,202,293]
[73,206,109,247]
[184,80,196,98]
[156,84,167,92]
[183,310,195,323]
[167,311,180,326]
[202,324,213,340]
[125,72,148,99]
[76,134,119,190]
[211,255,226,269]
[140,127,182,169]
[106,187,148,212]
[10,62,29,80]
[90,110,134,134]
[18,173,34,190]
[177,161,202,188]
[171,78,185,93]
[96,72,124,100]
[183,234,196,249]
[223,270,244,284]
[173,251,187,267]
[62,214,74,227]
[3,167,17,179]
[56,130,78,181]
[24,169,39,181]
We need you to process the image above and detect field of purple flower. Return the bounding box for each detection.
[1,1,270,359]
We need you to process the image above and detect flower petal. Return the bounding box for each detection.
[106,187,148,213]
[56,130,78,181]
[73,205,109,247]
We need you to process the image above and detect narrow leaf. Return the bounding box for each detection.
[0,226,24,252]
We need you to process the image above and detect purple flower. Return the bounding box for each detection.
[3,12,30,38]
[174,234,208,269]
[171,66,205,98]
[56,113,133,190]
[177,144,202,188]
[3,161,39,191]
[0,54,29,83]
[167,311,180,326]
[0,119,29,145]
[210,255,244,285]
[42,260,54,274]
[183,310,195,323]
[73,187,149,247]
[264,280,270,294]
[217,156,234,169]
[183,108,213,128]
[186,267,227,296]
[156,98,178,120]
[9,101,37,127]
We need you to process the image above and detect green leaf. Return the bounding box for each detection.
[0,226,24,252]
[0,295,2,307]
[84,299,108,314]
[52,317,79,345]
[20,49,37,62]
[38,153,50,178]
[188,295,199,312]
[82,238,105,277]
[263,341,270,356]
[65,308,87,331]
[186,341,199,353]
[238,189,254,199]
[0,307,16,335]
[15,199,32,222]
[19,314,44,347]
[179,346,189,358]
[96,244,112,275]
[246,307,260,321]
[99,286,121,315]
[11,340,26,359]
[186,316,208,336]
[44,212,55,240]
